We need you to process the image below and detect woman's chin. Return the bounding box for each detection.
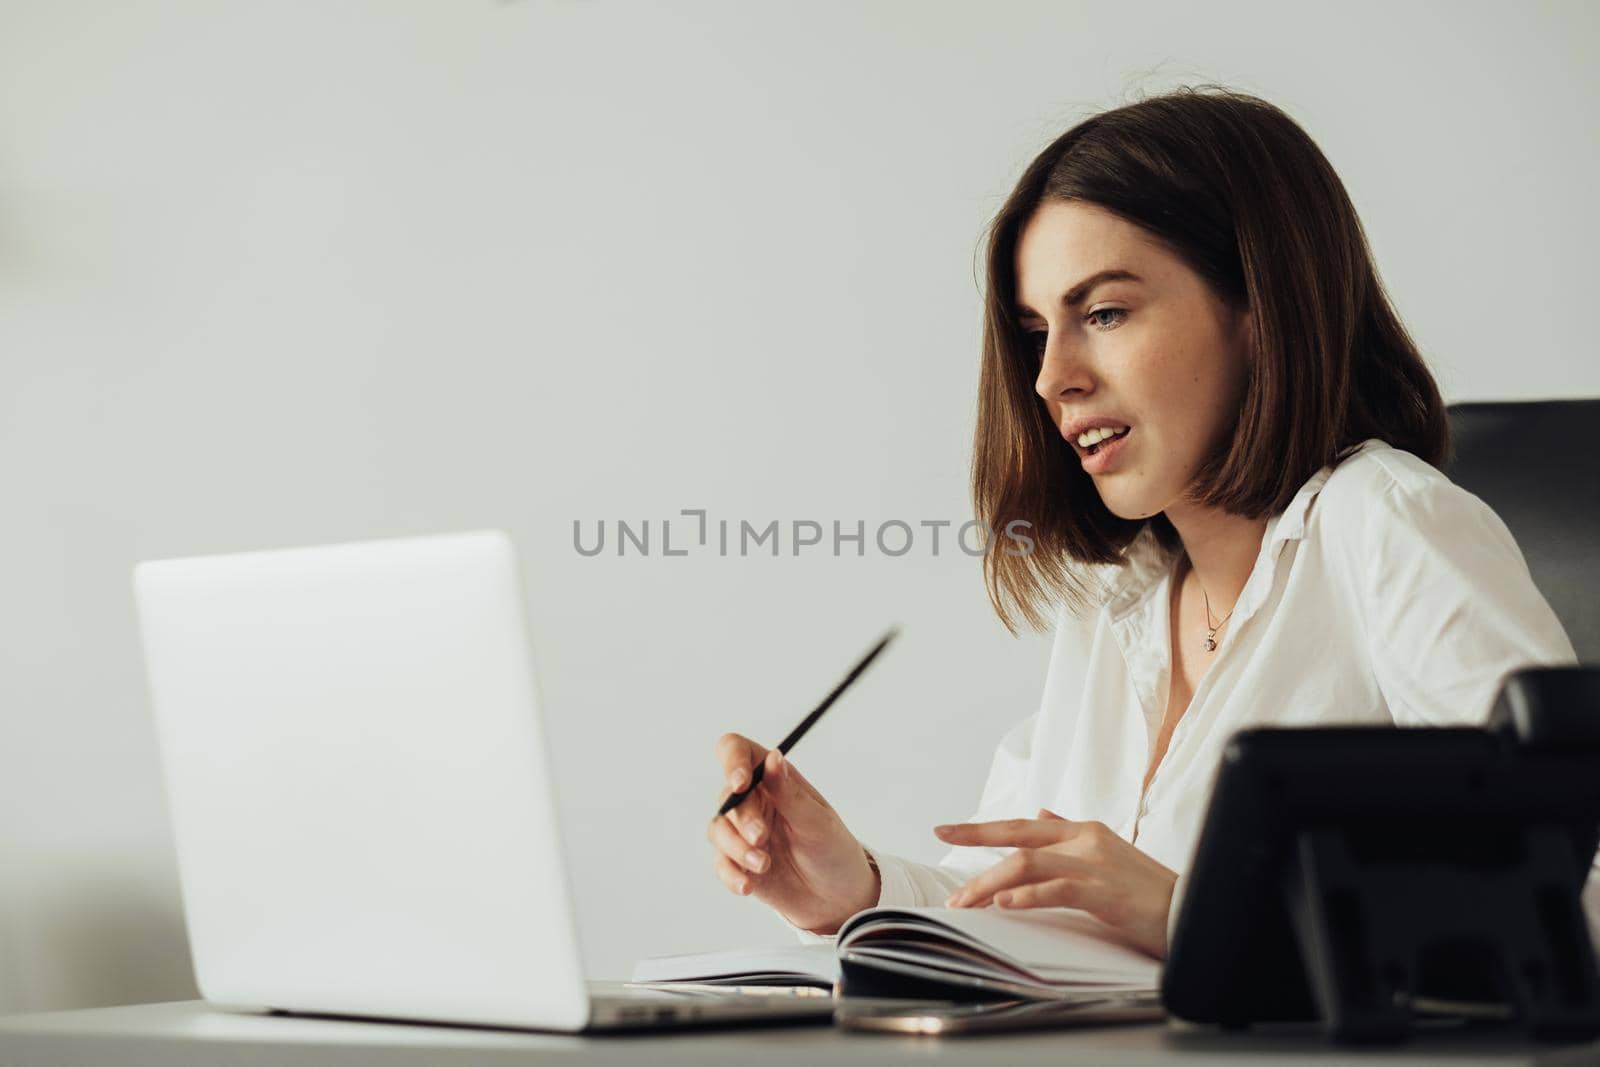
[1098,491,1164,524]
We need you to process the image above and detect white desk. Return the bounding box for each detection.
[2,1000,1599,1066]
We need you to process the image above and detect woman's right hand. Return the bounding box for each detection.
[708,733,880,935]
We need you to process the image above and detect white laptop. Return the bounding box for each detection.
[131,529,833,1032]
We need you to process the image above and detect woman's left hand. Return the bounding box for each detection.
[933,809,1178,959]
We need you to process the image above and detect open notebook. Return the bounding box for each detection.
[631,906,1161,1001]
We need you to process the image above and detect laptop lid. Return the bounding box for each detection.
[133,530,591,1030]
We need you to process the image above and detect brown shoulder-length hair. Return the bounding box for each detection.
[973,85,1451,635]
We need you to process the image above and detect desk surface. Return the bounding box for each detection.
[3,1000,1600,1066]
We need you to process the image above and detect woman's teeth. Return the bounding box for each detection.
[1079,425,1130,452]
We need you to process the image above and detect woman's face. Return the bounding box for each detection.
[1014,199,1252,522]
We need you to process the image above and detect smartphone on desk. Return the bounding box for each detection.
[834,993,1165,1035]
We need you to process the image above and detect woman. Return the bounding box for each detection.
[706,86,1591,958]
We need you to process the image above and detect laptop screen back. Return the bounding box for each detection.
[133,530,590,1030]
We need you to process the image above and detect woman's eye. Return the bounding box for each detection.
[1024,310,1126,356]
[1023,309,1125,355]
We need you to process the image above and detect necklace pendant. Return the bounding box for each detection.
[1203,635,1217,652]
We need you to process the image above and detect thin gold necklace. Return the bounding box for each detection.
[1183,555,1236,652]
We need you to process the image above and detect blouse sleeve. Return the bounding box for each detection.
[1354,470,1599,941]
[1358,473,1578,727]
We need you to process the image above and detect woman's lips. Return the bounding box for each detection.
[1079,427,1131,474]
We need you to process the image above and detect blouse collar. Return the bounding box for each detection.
[1098,437,1390,624]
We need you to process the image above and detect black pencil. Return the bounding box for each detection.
[716,625,900,816]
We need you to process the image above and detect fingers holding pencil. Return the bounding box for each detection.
[714,733,772,838]
[704,627,899,934]
[705,740,877,933]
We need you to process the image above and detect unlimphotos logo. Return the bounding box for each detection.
[572,510,1035,558]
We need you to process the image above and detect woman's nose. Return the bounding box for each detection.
[1034,337,1090,403]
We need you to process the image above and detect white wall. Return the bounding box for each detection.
[1,0,1595,1014]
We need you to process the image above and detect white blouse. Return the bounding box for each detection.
[796,437,1598,947]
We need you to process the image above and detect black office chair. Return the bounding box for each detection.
[1445,399,1600,665]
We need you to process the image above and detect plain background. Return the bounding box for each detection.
[1,0,1596,1016]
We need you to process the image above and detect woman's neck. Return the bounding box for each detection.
[1165,505,1268,616]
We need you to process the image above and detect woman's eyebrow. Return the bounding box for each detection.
[1015,269,1143,318]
